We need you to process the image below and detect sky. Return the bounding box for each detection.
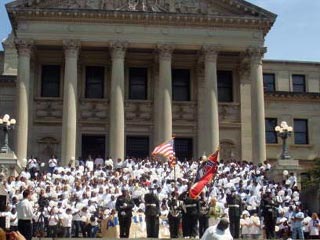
[0,0,319,62]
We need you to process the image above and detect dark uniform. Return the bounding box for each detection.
[198,195,210,238]
[179,192,200,238]
[261,193,277,239]
[115,190,134,238]
[226,189,242,239]
[167,195,182,238]
[144,190,160,238]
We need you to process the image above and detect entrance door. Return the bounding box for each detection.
[82,135,106,160]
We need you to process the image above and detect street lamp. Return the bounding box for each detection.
[275,121,293,160]
[0,114,16,153]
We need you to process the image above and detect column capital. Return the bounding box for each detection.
[157,44,174,61]
[246,47,267,64]
[14,39,34,57]
[110,41,128,60]
[63,40,80,58]
[202,45,221,63]
[238,57,251,78]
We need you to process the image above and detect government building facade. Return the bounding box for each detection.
[0,0,319,170]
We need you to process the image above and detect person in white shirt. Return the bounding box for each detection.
[16,189,34,240]
[10,207,18,231]
[240,211,251,239]
[48,155,58,174]
[61,208,73,238]
[201,217,233,240]
[308,213,320,239]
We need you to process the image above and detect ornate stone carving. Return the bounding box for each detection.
[157,44,174,61]
[238,55,250,78]
[110,41,128,60]
[63,40,80,58]
[172,102,196,123]
[35,99,63,120]
[218,104,240,122]
[125,101,152,122]
[14,39,33,57]
[202,45,220,63]
[79,101,108,121]
[247,47,267,65]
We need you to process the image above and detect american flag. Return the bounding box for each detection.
[152,138,175,159]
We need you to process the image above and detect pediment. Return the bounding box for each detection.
[6,0,276,19]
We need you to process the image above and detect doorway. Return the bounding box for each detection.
[81,135,106,160]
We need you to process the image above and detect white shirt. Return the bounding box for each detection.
[17,199,34,220]
[61,213,73,227]
[201,225,233,240]
[48,158,58,168]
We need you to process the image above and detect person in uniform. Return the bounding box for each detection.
[179,190,200,238]
[144,186,160,238]
[167,191,182,238]
[199,192,210,238]
[261,191,277,239]
[226,187,242,239]
[115,188,134,238]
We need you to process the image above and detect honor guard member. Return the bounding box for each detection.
[261,191,277,239]
[199,192,210,238]
[167,191,182,238]
[144,185,160,238]
[226,187,242,239]
[179,190,200,238]
[115,187,134,238]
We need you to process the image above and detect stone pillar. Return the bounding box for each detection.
[157,44,173,144]
[249,47,267,164]
[239,57,253,161]
[153,60,161,147]
[14,39,33,164]
[61,40,80,166]
[198,45,220,155]
[109,41,127,161]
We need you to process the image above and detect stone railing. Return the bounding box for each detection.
[34,98,63,122]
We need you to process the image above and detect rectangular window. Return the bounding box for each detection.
[294,119,308,144]
[292,74,306,93]
[263,73,276,92]
[172,69,191,101]
[126,136,149,159]
[85,66,104,98]
[41,65,61,97]
[218,71,233,102]
[265,118,278,144]
[174,138,193,161]
[129,68,148,100]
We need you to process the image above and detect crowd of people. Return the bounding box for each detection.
[0,154,319,240]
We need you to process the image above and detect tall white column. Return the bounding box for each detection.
[109,41,127,161]
[14,39,33,164]
[157,44,173,144]
[199,45,220,155]
[61,40,80,166]
[249,47,267,164]
[239,57,253,161]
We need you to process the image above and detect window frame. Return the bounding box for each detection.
[174,137,193,161]
[263,73,276,92]
[172,69,191,101]
[85,66,105,99]
[126,136,150,159]
[40,65,61,98]
[294,119,309,144]
[128,67,148,100]
[265,118,278,144]
[217,70,233,102]
[292,74,306,93]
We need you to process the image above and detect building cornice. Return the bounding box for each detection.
[265,91,320,102]
[6,8,274,36]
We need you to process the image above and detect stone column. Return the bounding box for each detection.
[109,41,127,161]
[249,47,267,164]
[157,44,173,144]
[239,57,253,161]
[198,45,220,155]
[14,39,33,164]
[61,40,80,166]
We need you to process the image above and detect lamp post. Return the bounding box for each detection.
[275,121,293,160]
[0,114,16,153]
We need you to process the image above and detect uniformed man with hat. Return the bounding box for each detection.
[167,191,182,238]
[144,185,160,238]
[115,187,134,238]
[226,186,242,238]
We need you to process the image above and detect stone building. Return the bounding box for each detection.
[0,0,319,170]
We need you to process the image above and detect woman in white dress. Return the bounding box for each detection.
[240,211,251,239]
[308,212,320,239]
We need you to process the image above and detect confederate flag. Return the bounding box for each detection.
[189,150,219,199]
